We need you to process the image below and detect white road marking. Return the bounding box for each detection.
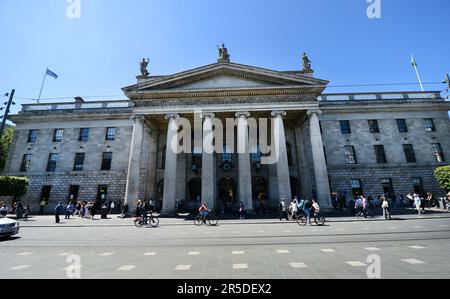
[16,252,32,256]
[346,261,367,267]
[233,264,248,270]
[58,252,73,256]
[187,252,200,256]
[258,231,265,233]
[144,252,157,256]
[9,265,31,271]
[232,251,245,255]
[290,263,308,268]
[408,246,426,250]
[321,249,336,253]
[336,229,345,231]
[413,226,424,229]
[99,252,114,256]
[276,250,290,254]
[365,247,381,251]
[118,265,136,271]
[402,259,426,265]
[175,265,192,271]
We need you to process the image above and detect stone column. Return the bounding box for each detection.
[161,113,180,215]
[307,109,332,208]
[236,112,253,212]
[271,111,292,201]
[145,130,159,203]
[124,115,145,212]
[201,113,216,209]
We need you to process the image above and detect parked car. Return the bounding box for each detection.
[0,217,20,238]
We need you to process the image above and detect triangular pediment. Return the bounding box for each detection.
[123,62,329,94]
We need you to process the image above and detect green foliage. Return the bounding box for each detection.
[0,127,14,171]
[434,166,450,192]
[0,176,29,198]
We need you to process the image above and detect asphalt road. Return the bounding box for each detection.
[1,215,449,279]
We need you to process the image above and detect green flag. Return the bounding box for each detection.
[411,54,418,67]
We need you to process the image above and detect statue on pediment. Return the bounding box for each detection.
[302,52,312,71]
[140,58,150,77]
[217,43,230,62]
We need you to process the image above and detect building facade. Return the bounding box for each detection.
[3,52,450,213]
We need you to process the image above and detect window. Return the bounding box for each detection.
[403,144,416,163]
[374,145,387,164]
[53,129,64,142]
[368,120,380,134]
[340,120,351,134]
[79,128,90,142]
[396,119,408,133]
[101,152,113,170]
[47,153,59,172]
[27,130,39,143]
[73,153,85,171]
[381,179,395,198]
[432,143,445,162]
[424,119,436,132]
[69,185,80,202]
[344,145,357,164]
[222,144,232,163]
[286,143,293,167]
[20,154,32,172]
[412,178,424,196]
[351,179,363,197]
[106,127,117,141]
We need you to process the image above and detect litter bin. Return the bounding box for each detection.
[438,197,447,210]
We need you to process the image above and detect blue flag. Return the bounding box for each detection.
[46,68,58,79]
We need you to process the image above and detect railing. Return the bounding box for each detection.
[21,101,133,113]
[318,91,441,102]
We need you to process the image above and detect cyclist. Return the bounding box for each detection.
[303,198,312,225]
[312,199,321,217]
[140,202,148,225]
[199,202,211,223]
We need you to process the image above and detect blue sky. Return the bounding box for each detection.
[1,0,449,119]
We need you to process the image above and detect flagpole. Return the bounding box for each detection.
[37,68,48,104]
[413,64,425,92]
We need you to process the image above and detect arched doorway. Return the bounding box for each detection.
[187,178,201,211]
[156,179,164,212]
[290,176,300,198]
[253,176,267,212]
[218,177,237,213]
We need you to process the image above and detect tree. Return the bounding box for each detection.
[0,176,29,199]
[0,127,14,171]
[434,166,450,192]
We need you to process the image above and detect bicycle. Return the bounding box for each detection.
[134,214,160,228]
[194,212,218,226]
[297,210,326,226]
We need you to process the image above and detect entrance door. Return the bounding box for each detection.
[187,178,201,211]
[218,178,237,213]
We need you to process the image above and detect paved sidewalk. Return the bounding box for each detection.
[8,208,450,228]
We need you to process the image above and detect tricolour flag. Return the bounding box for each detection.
[410,55,418,68]
[46,68,58,79]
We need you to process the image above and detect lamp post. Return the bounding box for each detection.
[0,89,15,138]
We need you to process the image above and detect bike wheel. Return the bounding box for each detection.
[194,216,203,226]
[208,214,218,226]
[297,215,307,226]
[315,215,326,226]
[149,216,160,228]
[134,219,143,228]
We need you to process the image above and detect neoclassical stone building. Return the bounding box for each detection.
[3,50,450,213]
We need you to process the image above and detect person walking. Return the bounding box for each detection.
[279,199,288,221]
[414,194,422,216]
[290,198,298,220]
[109,201,115,214]
[239,201,245,220]
[65,202,73,219]
[55,202,64,223]
[381,195,391,220]
[0,204,8,217]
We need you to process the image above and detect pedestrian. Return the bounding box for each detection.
[65,202,73,219]
[279,199,288,221]
[239,201,245,220]
[0,203,8,217]
[303,198,312,225]
[16,202,24,220]
[414,194,422,216]
[55,202,64,223]
[381,195,391,220]
[39,199,46,215]
[290,198,298,220]
[74,201,82,216]
[23,205,31,220]
[355,196,364,218]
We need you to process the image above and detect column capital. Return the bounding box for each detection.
[164,113,180,121]
[271,111,287,118]
[306,109,322,116]
[200,112,215,119]
[235,111,251,119]
[130,115,146,122]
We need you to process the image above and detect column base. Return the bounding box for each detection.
[159,209,177,217]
